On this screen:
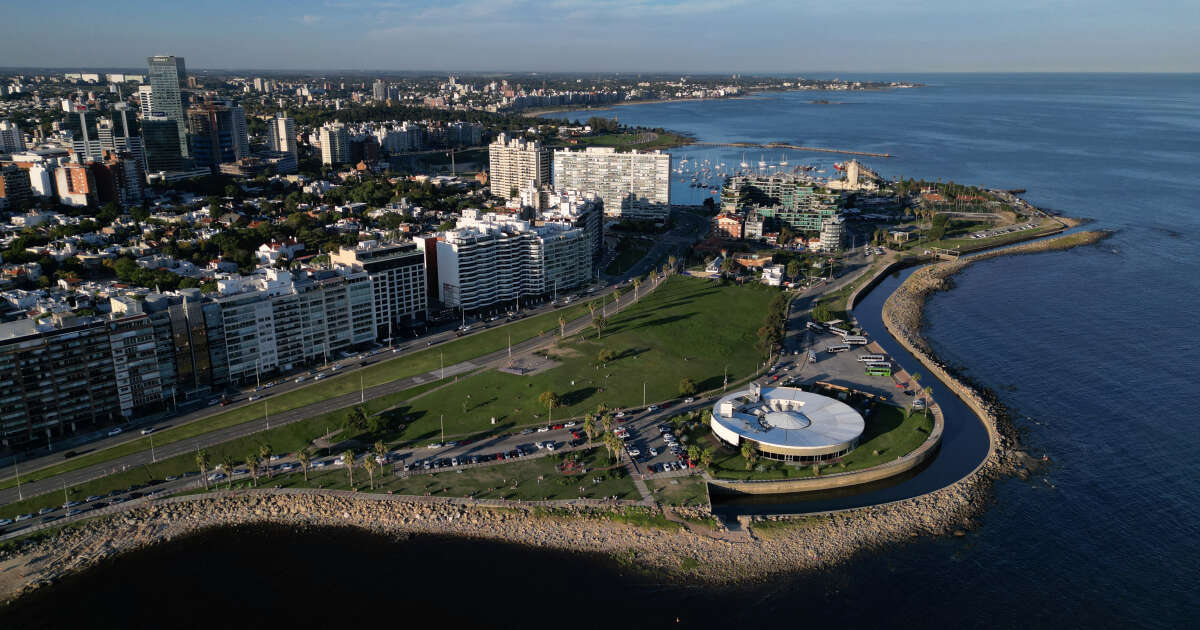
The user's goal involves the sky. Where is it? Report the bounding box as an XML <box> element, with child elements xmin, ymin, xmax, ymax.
<box><xmin>1</xmin><ymin>0</ymin><xmax>1197</xmax><ymax>73</ymax></box>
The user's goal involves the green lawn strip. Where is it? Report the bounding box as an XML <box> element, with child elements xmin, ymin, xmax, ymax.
<box><xmin>0</xmin><ymin>302</ymin><xmax>593</xmax><ymax>491</ymax></box>
<box><xmin>0</xmin><ymin>380</ymin><xmax>447</xmax><ymax>520</ymax></box>
<box><xmin>693</xmin><ymin>403</ymin><xmax>934</xmax><ymax>481</ymax></box>
<box><xmin>646</xmin><ymin>476</ymin><xmax>710</xmax><ymax>508</ymax></box>
<box><xmin>192</xmin><ymin>446</ymin><xmax>638</xmax><ymax>503</ymax></box>
<box><xmin>378</xmin><ymin>276</ymin><xmax>777</xmax><ymax>446</ymax></box>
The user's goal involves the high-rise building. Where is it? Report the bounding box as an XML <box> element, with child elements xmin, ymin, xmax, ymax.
<box><xmin>142</xmin><ymin>116</ymin><xmax>184</xmax><ymax>173</ymax></box>
<box><xmin>720</xmin><ymin>173</ymin><xmax>839</xmax><ymax>233</ymax></box>
<box><xmin>146</xmin><ymin>55</ymin><xmax>188</xmax><ymax>157</ymax></box>
<box><xmin>488</xmin><ymin>132</ymin><xmax>550</xmax><ymax>201</ymax></box>
<box><xmin>0</xmin><ymin>164</ymin><xmax>32</xmax><ymax>210</ymax></box>
<box><xmin>100</xmin><ymin>105</ymin><xmax>146</xmax><ymax>174</ymax></box>
<box><xmin>552</xmin><ymin>147</ymin><xmax>671</xmax><ymax>222</ymax></box>
<box><xmin>318</xmin><ymin>122</ymin><xmax>350</xmax><ymax>165</ymax></box>
<box><xmin>187</xmin><ymin>101</ymin><xmax>250</xmax><ymax>170</ymax></box>
<box><xmin>136</xmin><ymin>84</ymin><xmax>154</xmax><ymax>117</ymax></box>
<box><xmin>418</xmin><ymin>210</ymin><xmax>590</xmax><ymax>312</ymax></box>
<box><xmin>64</xmin><ymin>107</ymin><xmax>104</xmax><ymax>163</ymax></box>
<box><xmin>0</xmin><ymin>121</ymin><xmax>25</xmax><ymax>152</ymax></box>
<box><xmin>266</xmin><ymin>113</ymin><xmax>297</xmax><ymax>159</ymax></box>
<box><xmin>330</xmin><ymin>241</ymin><xmax>428</xmax><ymax>339</ymax></box>
<box><xmin>372</xmin><ymin>79</ymin><xmax>386</xmax><ymax>101</ymax></box>
<box><xmin>55</xmin><ymin>162</ymin><xmax>96</xmax><ymax>206</ymax></box>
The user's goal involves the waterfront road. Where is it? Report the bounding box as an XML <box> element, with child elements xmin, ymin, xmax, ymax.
<box><xmin>0</xmin><ymin>210</ymin><xmax>710</xmax><ymax>509</ymax></box>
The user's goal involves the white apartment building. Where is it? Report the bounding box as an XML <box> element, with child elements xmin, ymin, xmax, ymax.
<box><xmin>330</xmin><ymin>240</ymin><xmax>428</xmax><ymax>340</ymax></box>
<box><xmin>267</xmin><ymin>113</ymin><xmax>298</xmax><ymax>159</ymax></box>
<box><xmin>0</xmin><ymin>121</ymin><xmax>24</xmax><ymax>152</ymax></box>
<box><xmin>419</xmin><ymin>210</ymin><xmax>590</xmax><ymax>312</ymax></box>
<box><xmin>319</xmin><ymin>122</ymin><xmax>351</xmax><ymax>165</ymax></box>
<box><xmin>488</xmin><ymin>132</ymin><xmax>550</xmax><ymax>200</ymax></box>
<box><xmin>552</xmin><ymin>147</ymin><xmax>671</xmax><ymax>222</ymax></box>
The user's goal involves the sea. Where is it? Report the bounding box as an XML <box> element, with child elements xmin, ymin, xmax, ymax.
<box><xmin>4</xmin><ymin>74</ymin><xmax>1197</xmax><ymax>628</ymax></box>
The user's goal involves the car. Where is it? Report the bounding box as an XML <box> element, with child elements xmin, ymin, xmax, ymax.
<box><xmin>904</xmin><ymin>390</ymin><xmax>915</xmax><ymax>396</ymax></box>
<box><xmin>450</xmin><ymin>457</ymin><xmax>459</xmax><ymax>466</ymax></box>
<box><xmin>683</xmin><ymin>397</ymin><xmax>694</xmax><ymax>404</ymax></box>
<box><xmin>545</xmin><ymin>442</ymin><xmax>556</xmax><ymax>451</ymax></box>
<box><xmin>248</xmin><ymin>395</ymin><xmax>261</xmax><ymax>402</ymax></box>
<box><xmin>571</xmin><ymin>430</ymin><xmax>583</xmax><ymax>439</ymax></box>
<box><xmin>563</xmin><ymin>421</ymin><xmax>577</xmax><ymax>428</ymax></box>
<box><xmin>67</xmin><ymin>508</ymin><xmax>86</xmax><ymax>517</ymax></box>
<box><xmin>912</xmin><ymin>398</ymin><xmax>927</xmax><ymax>410</ymax></box>
<box><xmin>470</xmin><ymin>456</ymin><xmax>480</xmax><ymax>465</ymax></box>
<box><xmin>107</xmin><ymin>427</ymin><xmax>123</xmax><ymax>437</ymax></box>
<box><xmin>649</xmin><ymin>447</ymin><xmax>659</xmax><ymax>457</ymax></box>
<box><xmin>626</xmin><ymin>448</ymin><xmax>641</xmax><ymax>457</ymax></box>
<box><xmin>536</xmin><ymin>426</ymin><xmax>550</xmax><ymax>433</ymax></box>
<box><xmin>41</xmin><ymin>515</ymin><xmax>62</xmax><ymax>523</ymax></box>
<box><xmin>312</xmin><ymin>460</ymin><xmax>327</xmax><ymax>469</ymax></box>
<box><xmin>614</xmin><ymin>411</ymin><xmax>626</xmax><ymax>418</ymax></box>
<box><xmin>110</xmin><ymin>496</ymin><xmax>127</xmax><ymax>504</ymax></box>
<box><xmin>207</xmin><ymin>473</ymin><xmax>226</xmax><ymax>482</ymax></box>
<box><xmin>63</xmin><ymin>500</ymin><xmax>81</xmax><ymax>508</ymax></box>
<box><xmin>520</xmin><ymin>428</ymin><xmax>535</xmax><ymax>435</ymax></box>
<box><xmin>208</xmin><ymin>398</ymin><xmax>221</xmax><ymax>406</ymax></box>
<box><xmin>15</xmin><ymin>513</ymin><xmax>34</xmax><ymax>522</ymax></box>
<box><xmin>295</xmin><ymin>376</ymin><xmax>307</xmax><ymax>383</ymax></box>
<box><xmin>0</xmin><ymin>518</ymin><xmax>12</xmax><ymax>527</ymax></box>
<box><xmin>551</xmin><ymin>424</ymin><xmax>564</xmax><ymax>430</ymax></box>
<box><xmin>427</xmin><ymin>443</ymin><xmax>443</xmax><ymax>449</ymax></box>
<box><xmin>616</xmin><ymin>416</ymin><xmax>629</xmax><ymax>424</ymax></box>
<box><xmin>165</xmin><ymin>475</ymin><xmax>180</xmax><ymax>481</ymax></box>
<box><xmin>84</xmin><ymin>495</ymin><xmax>102</xmax><ymax>502</ymax></box>
<box><xmin>314</xmin><ymin>374</ymin><xmax>326</xmax><ymax>381</ymax></box>
<box><xmin>647</xmin><ymin>405</ymin><xmax>658</xmax><ymax>412</ymax></box>
<box><xmin>140</xmin><ymin>427</ymin><xmax>157</xmax><ymax>435</ymax></box>
<box><xmin>269</xmin><ymin>454</ymin><xmax>281</xmax><ymax>461</ymax></box>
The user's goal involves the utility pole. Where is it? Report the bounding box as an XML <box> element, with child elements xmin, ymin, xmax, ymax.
<box><xmin>150</xmin><ymin>435</ymin><xmax>156</xmax><ymax>463</ymax></box>
<box><xmin>440</xmin><ymin>352</ymin><xmax>444</xmax><ymax>380</ymax></box>
<box><xmin>643</xmin><ymin>382</ymin><xmax>646</xmax><ymax>408</ymax></box>
<box><xmin>14</xmin><ymin>461</ymin><xmax>22</xmax><ymax>501</ymax></box>
<box><xmin>62</xmin><ymin>479</ymin><xmax>68</xmax><ymax>505</ymax></box>
<box><xmin>360</xmin><ymin>374</ymin><xmax>365</xmax><ymax>403</ymax></box>
<box><xmin>440</xmin><ymin>414</ymin><xmax>444</xmax><ymax>444</ymax></box>
<box><xmin>265</xmin><ymin>402</ymin><xmax>270</xmax><ymax>430</ymax></box>
<box><xmin>723</xmin><ymin>365</ymin><xmax>728</xmax><ymax>392</ymax></box>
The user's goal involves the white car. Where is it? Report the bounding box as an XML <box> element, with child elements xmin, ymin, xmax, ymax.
<box><xmin>314</xmin><ymin>374</ymin><xmax>326</xmax><ymax>381</ymax></box>
<box><xmin>649</xmin><ymin>447</ymin><xmax>659</xmax><ymax>457</ymax></box>
<box><xmin>295</xmin><ymin>376</ymin><xmax>306</xmax><ymax>383</ymax></box>
<box><xmin>107</xmin><ymin>427</ymin><xmax>123</xmax><ymax>437</ymax></box>
<box><xmin>683</xmin><ymin>397</ymin><xmax>694</xmax><ymax>404</ymax></box>
<box><xmin>563</xmin><ymin>421</ymin><xmax>577</xmax><ymax>428</ymax></box>
<box><xmin>536</xmin><ymin>426</ymin><xmax>550</xmax><ymax>433</ymax></box>
<box><xmin>647</xmin><ymin>405</ymin><xmax>658</xmax><ymax>412</ymax></box>
<box><xmin>248</xmin><ymin>395</ymin><xmax>261</xmax><ymax>402</ymax></box>
<box><xmin>140</xmin><ymin>427</ymin><xmax>156</xmax><ymax>435</ymax></box>
<box><xmin>427</xmin><ymin>443</ymin><xmax>443</xmax><ymax>449</ymax></box>
<box><xmin>614</xmin><ymin>412</ymin><xmax>626</xmax><ymax>418</ymax></box>
<box><xmin>626</xmin><ymin>448</ymin><xmax>641</xmax><ymax>457</ymax></box>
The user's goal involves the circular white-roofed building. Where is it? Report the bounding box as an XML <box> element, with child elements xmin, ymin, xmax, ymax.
<box><xmin>710</xmin><ymin>384</ymin><xmax>865</xmax><ymax>463</ymax></box>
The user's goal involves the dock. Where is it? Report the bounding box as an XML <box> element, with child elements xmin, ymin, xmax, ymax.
<box><xmin>691</xmin><ymin>141</ymin><xmax>892</xmax><ymax>158</ymax></box>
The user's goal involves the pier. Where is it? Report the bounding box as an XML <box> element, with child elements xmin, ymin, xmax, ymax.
<box><xmin>691</xmin><ymin>141</ymin><xmax>893</xmax><ymax>158</ymax></box>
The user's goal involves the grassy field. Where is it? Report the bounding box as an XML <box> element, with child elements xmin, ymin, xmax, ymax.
<box><xmin>646</xmin><ymin>476</ymin><xmax>710</xmax><ymax>507</ymax></box>
<box><xmin>378</xmin><ymin>276</ymin><xmax>778</xmax><ymax>445</ymax></box>
<box><xmin>0</xmin><ymin>380</ymin><xmax>450</xmax><ymax>520</ymax></box>
<box><xmin>605</xmin><ymin>238</ymin><xmax>652</xmax><ymax>275</ymax></box>
<box><xmin>0</xmin><ymin>302</ymin><xmax>593</xmax><ymax>491</ymax></box>
<box><xmin>193</xmin><ymin>447</ymin><xmax>638</xmax><ymax>502</ymax></box>
<box><xmin>690</xmin><ymin>404</ymin><xmax>935</xmax><ymax>481</ymax></box>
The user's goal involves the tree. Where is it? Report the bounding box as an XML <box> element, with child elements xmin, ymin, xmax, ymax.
<box><xmin>222</xmin><ymin>455</ymin><xmax>235</xmax><ymax>489</ymax></box>
<box><xmin>679</xmin><ymin>378</ymin><xmax>697</xmax><ymax>398</ymax></box>
<box><xmin>583</xmin><ymin>414</ymin><xmax>596</xmax><ymax>443</ymax></box>
<box><xmin>601</xmin><ymin>413</ymin><xmax>614</xmax><ymax>434</ymax></box>
<box><xmin>246</xmin><ymin>453</ymin><xmax>260</xmax><ymax>487</ymax></box>
<box><xmin>259</xmin><ymin>443</ymin><xmax>273</xmax><ymax>479</ymax></box>
<box><xmin>597</xmin><ymin>348</ymin><xmax>615</xmax><ymax>364</ymax></box>
<box><xmin>687</xmin><ymin>444</ymin><xmax>701</xmax><ymax>464</ymax></box>
<box><xmin>297</xmin><ymin>448</ymin><xmax>311</xmax><ymax>482</ymax></box>
<box><xmin>196</xmin><ymin>450</ymin><xmax>211</xmax><ymax>490</ymax></box>
<box><xmin>362</xmin><ymin>455</ymin><xmax>378</xmax><ymax>491</ymax></box>
<box><xmin>558</xmin><ymin>315</ymin><xmax>566</xmax><ymax>337</ymax></box>
<box><xmin>538</xmin><ymin>391</ymin><xmax>561</xmax><ymax>423</ymax></box>
<box><xmin>666</xmin><ymin>255</ymin><xmax>678</xmax><ymax>275</ymax></box>
<box><xmin>779</xmin><ymin>226</ymin><xmax>795</xmax><ymax>246</ymax></box>
<box><xmin>740</xmin><ymin>441</ymin><xmax>758</xmax><ymax>470</ymax></box>
<box><xmin>374</xmin><ymin>441</ymin><xmax>389</xmax><ymax>476</ymax></box>
<box><xmin>786</xmin><ymin>259</ymin><xmax>802</xmax><ymax>280</ymax></box>
<box><xmin>632</xmin><ymin>277</ymin><xmax>641</xmax><ymax>301</ymax></box>
<box><xmin>720</xmin><ymin>256</ymin><xmax>737</xmax><ymax>274</ymax></box>
<box><xmin>700</xmin><ymin>447</ymin><xmax>715</xmax><ymax>469</ymax></box>
<box><xmin>592</xmin><ymin>315</ymin><xmax>608</xmax><ymax>339</ymax></box>
<box><xmin>344</xmin><ymin>404</ymin><xmax>368</xmax><ymax>434</ymax></box>
<box><xmin>921</xmin><ymin>386</ymin><xmax>934</xmax><ymax>419</ymax></box>
<box><xmin>603</xmin><ymin>432</ymin><xmax>622</xmax><ymax>462</ymax></box>
<box><xmin>342</xmin><ymin>449</ymin><xmax>355</xmax><ymax>487</ymax></box>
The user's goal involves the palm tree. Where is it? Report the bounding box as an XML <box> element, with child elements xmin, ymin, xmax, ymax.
<box><xmin>700</xmin><ymin>447</ymin><xmax>714</xmax><ymax>470</ymax></box>
<box><xmin>921</xmin><ymin>386</ymin><xmax>934</xmax><ymax>419</ymax></box>
<box><xmin>687</xmin><ymin>444</ymin><xmax>701</xmax><ymax>464</ymax></box>
<box><xmin>600</xmin><ymin>413</ymin><xmax>613</xmax><ymax>434</ymax></box>
<box><xmin>374</xmin><ymin>441</ymin><xmax>388</xmax><ymax>476</ymax></box>
<box><xmin>341</xmin><ymin>449</ymin><xmax>355</xmax><ymax>487</ymax></box>
<box><xmin>740</xmin><ymin>441</ymin><xmax>758</xmax><ymax>470</ymax></box>
<box><xmin>558</xmin><ymin>314</ymin><xmax>566</xmax><ymax>337</ymax></box>
<box><xmin>583</xmin><ymin>414</ymin><xmax>596</xmax><ymax>443</ymax></box>
<box><xmin>222</xmin><ymin>455</ymin><xmax>235</xmax><ymax>489</ymax></box>
<box><xmin>592</xmin><ymin>315</ymin><xmax>607</xmax><ymax>339</ymax></box>
<box><xmin>196</xmin><ymin>450</ymin><xmax>211</xmax><ymax>491</ymax></box>
<box><xmin>604</xmin><ymin>432</ymin><xmax>622</xmax><ymax>462</ymax></box>
<box><xmin>297</xmin><ymin>448</ymin><xmax>311</xmax><ymax>482</ymax></box>
<box><xmin>632</xmin><ymin>277</ymin><xmax>641</xmax><ymax>301</ymax></box>
<box><xmin>667</xmin><ymin>255</ymin><xmax>677</xmax><ymax>275</ymax></box>
<box><xmin>538</xmin><ymin>391</ymin><xmax>560</xmax><ymax>423</ymax></box>
<box><xmin>259</xmin><ymin>443</ymin><xmax>273</xmax><ymax>479</ymax></box>
<box><xmin>362</xmin><ymin>455</ymin><xmax>377</xmax><ymax>491</ymax></box>
<box><xmin>246</xmin><ymin>453</ymin><xmax>260</xmax><ymax>487</ymax></box>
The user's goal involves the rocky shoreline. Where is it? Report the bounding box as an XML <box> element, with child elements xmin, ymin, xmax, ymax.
<box><xmin>0</xmin><ymin>230</ymin><xmax>1112</xmax><ymax>602</ymax></box>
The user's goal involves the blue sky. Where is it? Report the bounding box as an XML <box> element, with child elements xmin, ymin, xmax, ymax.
<box><xmin>2</xmin><ymin>0</ymin><xmax>1197</xmax><ymax>72</ymax></box>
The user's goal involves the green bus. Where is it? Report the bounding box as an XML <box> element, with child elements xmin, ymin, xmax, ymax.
<box><xmin>865</xmin><ymin>365</ymin><xmax>892</xmax><ymax>377</ymax></box>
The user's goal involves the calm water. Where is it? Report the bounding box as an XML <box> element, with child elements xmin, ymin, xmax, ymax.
<box><xmin>7</xmin><ymin>75</ymin><xmax>1198</xmax><ymax>628</ymax></box>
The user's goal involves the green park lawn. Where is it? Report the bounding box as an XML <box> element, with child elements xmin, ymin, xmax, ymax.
<box><xmin>373</xmin><ymin>275</ymin><xmax>779</xmax><ymax>446</ymax></box>
<box><xmin>646</xmin><ymin>476</ymin><xmax>710</xmax><ymax>508</ymax></box>
<box><xmin>0</xmin><ymin>301</ymin><xmax>592</xmax><ymax>491</ymax></box>
<box><xmin>605</xmin><ymin>238</ymin><xmax>653</xmax><ymax>275</ymax></box>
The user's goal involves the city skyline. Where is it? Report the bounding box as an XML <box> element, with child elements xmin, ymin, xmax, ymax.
<box><xmin>1</xmin><ymin>0</ymin><xmax>1197</xmax><ymax>73</ymax></box>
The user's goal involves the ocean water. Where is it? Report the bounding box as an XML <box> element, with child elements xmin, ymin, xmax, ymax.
<box><xmin>6</xmin><ymin>75</ymin><xmax>1198</xmax><ymax>628</ymax></box>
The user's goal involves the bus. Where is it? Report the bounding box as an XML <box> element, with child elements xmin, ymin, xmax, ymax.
<box><xmin>825</xmin><ymin>344</ymin><xmax>851</xmax><ymax>353</ymax></box>
<box><xmin>857</xmin><ymin>354</ymin><xmax>887</xmax><ymax>363</ymax></box>
<box><xmin>806</xmin><ymin>321</ymin><xmax>826</xmax><ymax>333</ymax></box>
<box><xmin>865</xmin><ymin>365</ymin><xmax>893</xmax><ymax>376</ymax></box>
<box><xmin>843</xmin><ymin>335</ymin><xmax>869</xmax><ymax>345</ymax></box>
<box><xmin>827</xmin><ymin>326</ymin><xmax>850</xmax><ymax>337</ymax></box>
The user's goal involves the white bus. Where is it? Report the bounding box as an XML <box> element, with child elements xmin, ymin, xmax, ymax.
<box><xmin>806</xmin><ymin>321</ymin><xmax>826</xmax><ymax>333</ymax></box>
<box><xmin>827</xmin><ymin>326</ymin><xmax>850</xmax><ymax>337</ymax></box>
<box><xmin>843</xmin><ymin>335</ymin><xmax>869</xmax><ymax>345</ymax></box>
<box><xmin>857</xmin><ymin>354</ymin><xmax>887</xmax><ymax>363</ymax></box>
<box><xmin>866</xmin><ymin>361</ymin><xmax>892</xmax><ymax>370</ymax></box>
<box><xmin>825</xmin><ymin>344</ymin><xmax>851</xmax><ymax>353</ymax></box>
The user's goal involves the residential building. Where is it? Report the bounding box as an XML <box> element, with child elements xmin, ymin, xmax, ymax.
<box><xmin>552</xmin><ymin>147</ymin><xmax>671</xmax><ymax>222</ymax></box>
<box><xmin>136</xmin><ymin>84</ymin><xmax>154</xmax><ymax>117</ymax></box>
<box><xmin>0</xmin><ymin>165</ymin><xmax>32</xmax><ymax>209</ymax></box>
<box><xmin>99</xmin><ymin>105</ymin><xmax>146</xmax><ymax>175</ymax></box>
<box><xmin>330</xmin><ymin>240</ymin><xmax>428</xmax><ymax>339</ymax></box>
<box><xmin>146</xmin><ymin>55</ymin><xmax>189</xmax><ymax>156</ymax></box>
<box><xmin>266</xmin><ymin>113</ymin><xmax>297</xmax><ymax>159</ymax></box>
<box><xmin>142</xmin><ymin>116</ymin><xmax>184</xmax><ymax>173</ymax></box>
<box><xmin>488</xmin><ymin>132</ymin><xmax>550</xmax><ymax>200</ymax></box>
<box><xmin>541</xmin><ymin>190</ymin><xmax>605</xmax><ymax>261</ymax></box>
<box><xmin>64</xmin><ymin>107</ymin><xmax>104</xmax><ymax>163</ymax></box>
<box><xmin>818</xmin><ymin>216</ymin><xmax>847</xmax><ymax>253</ymax></box>
<box><xmin>188</xmin><ymin>101</ymin><xmax>250</xmax><ymax>170</ymax></box>
<box><xmin>721</xmin><ymin>173</ymin><xmax>840</xmax><ymax>233</ymax></box>
<box><xmin>418</xmin><ymin>210</ymin><xmax>590</xmax><ymax>312</ymax></box>
<box><xmin>0</xmin><ymin>121</ymin><xmax>24</xmax><ymax>152</ymax></box>
<box><xmin>55</xmin><ymin>162</ymin><xmax>96</xmax><ymax>207</ymax></box>
<box><xmin>714</xmin><ymin>213</ymin><xmax>744</xmax><ymax>240</ymax></box>
<box><xmin>319</xmin><ymin>122</ymin><xmax>350</xmax><ymax>165</ymax></box>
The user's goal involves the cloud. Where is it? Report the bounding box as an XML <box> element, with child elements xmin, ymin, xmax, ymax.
<box><xmin>297</xmin><ymin>14</ymin><xmax>323</xmax><ymax>25</ymax></box>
